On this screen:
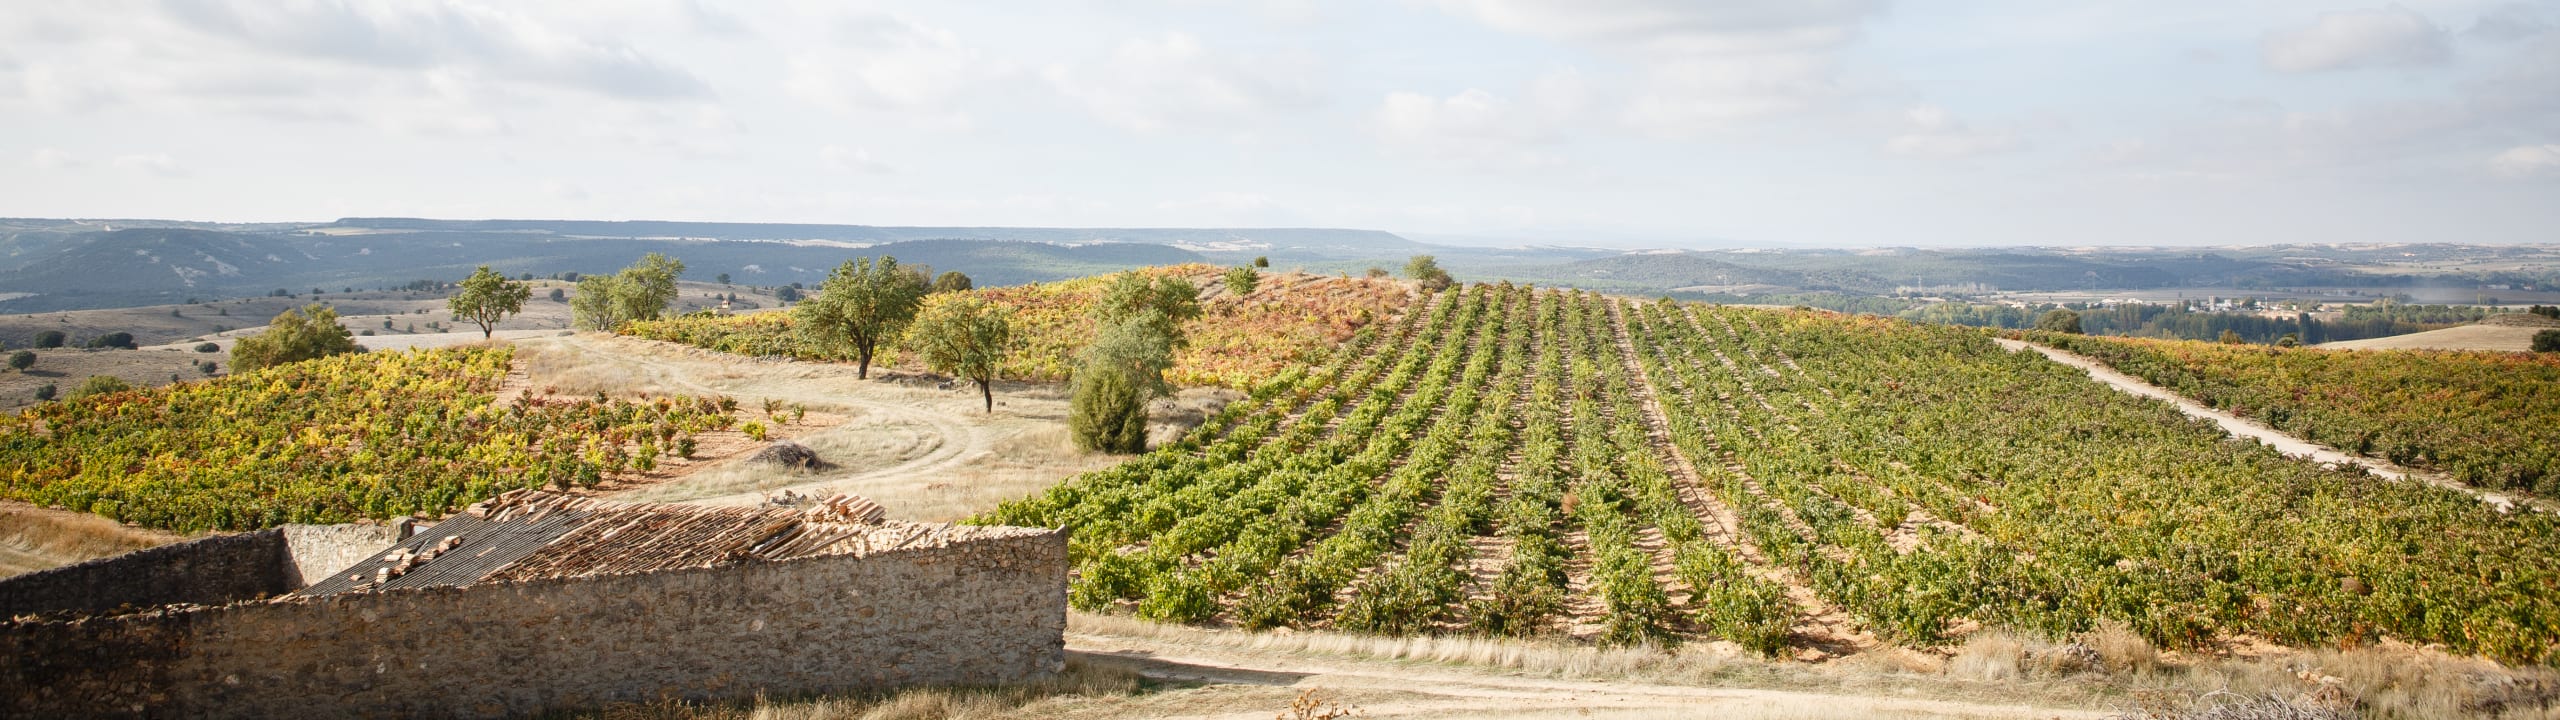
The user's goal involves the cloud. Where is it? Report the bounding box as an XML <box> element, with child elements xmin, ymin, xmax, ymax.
<box><xmin>1374</xmin><ymin>88</ymin><xmax>1564</xmax><ymax>170</ymax></box>
<box><xmin>1043</xmin><ymin>32</ymin><xmax>1322</xmax><ymax>133</ymax></box>
<box><xmin>27</xmin><ymin>148</ymin><xmax>80</xmax><ymax>170</ymax></box>
<box><xmin>159</xmin><ymin>0</ymin><xmax>711</xmax><ymax>99</ymax></box>
<box><xmin>1434</xmin><ymin>1</ymin><xmax>1884</xmax><ymax>136</ymax></box>
<box><xmin>819</xmin><ymin>145</ymin><xmax>893</xmax><ymax>174</ymax></box>
<box><xmin>2465</xmin><ymin>3</ymin><xmax>2554</xmax><ymax>44</ymax></box>
<box><xmin>2489</xmin><ymin>144</ymin><xmax>2560</xmax><ymax>178</ymax></box>
<box><xmin>1883</xmin><ymin>105</ymin><xmax>2020</xmax><ymax>158</ymax></box>
<box><xmin>785</xmin><ymin>14</ymin><xmax>1010</xmax><ymax>124</ymax></box>
<box><xmin>2262</xmin><ymin>5</ymin><xmax>2450</xmax><ymax>73</ymax></box>
<box><xmin>111</xmin><ymin>153</ymin><xmax>184</xmax><ymax>177</ymax></box>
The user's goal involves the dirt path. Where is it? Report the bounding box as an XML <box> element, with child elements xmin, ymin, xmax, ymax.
<box><xmin>1995</xmin><ymin>338</ymin><xmax>2546</xmax><ymax>513</ymax></box>
<box><xmin>1064</xmin><ymin>621</ymin><xmax>2107</xmax><ymax>719</ymax></box>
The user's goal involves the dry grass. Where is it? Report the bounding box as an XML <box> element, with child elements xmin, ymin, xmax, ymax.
<box><xmin>0</xmin><ymin>501</ymin><xmax>188</xmax><ymax>578</ymax></box>
<box><xmin>570</xmin><ymin>658</ymin><xmax>1145</xmax><ymax>720</ymax></box>
<box><xmin>2088</xmin><ymin>621</ymin><xmax>2159</xmax><ymax>675</ymax></box>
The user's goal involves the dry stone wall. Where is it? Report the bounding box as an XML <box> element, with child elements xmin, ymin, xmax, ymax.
<box><xmin>0</xmin><ymin>529</ymin><xmax>287</xmax><ymax>617</ymax></box>
<box><xmin>278</xmin><ymin>522</ymin><xmax>409</xmax><ymax>587</ymax></box>
<box><xmin>2</xmin><ymin>527</ymin><xmax>1066</xmax><ymax>719</ymax></box>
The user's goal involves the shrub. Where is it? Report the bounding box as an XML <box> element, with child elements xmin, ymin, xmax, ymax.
<box><xmin>33</xmin><ymin>383</ymin><xmax>55</xmax><ymax>401</ymax></box>
<box><xmin>742</xmin><ymin>420</ymin><xmax>768</xmax><ymax>442</ymax></box>
<box><xmin>194</xmin><ymin>342</ymin><xmax>220</xmax><ymax>353</ymax></box>
<box><xmin>232</xmin><ymin>304</ymin><xmax>363</xmax><ymax>372</ymax></box>
<box><xmin>83</xmin><ymin>332</ymin><xmax>137</xmax><ymax>350</ymax></box>
<box><xmin>1223</xmin><ymin>266</ymin><xmax>1259</xmax><ymax>296</ymax></box>
<box><xmin>2035</xmin><ymin>309</ymin><xmax>2083</xmax><ymax>334</ymax></box>
<box><xmin>2535</xmin><ymin>329</ymin><xmax>2560</xmax><ymax>353</ymax></box>
<box><xmin>34</xmin><ymin>330</ymin><xmax>65</xmax><ymax>348</ymax></box>
<box><xmin>70</xmin><ymin>375</ymin><xmax>133</xmax><ymax>399</ymax></box>
<box><xmin>6</xmin><ymin>350</ymin><xmax>30</xmax><ymax>372</ymax></box>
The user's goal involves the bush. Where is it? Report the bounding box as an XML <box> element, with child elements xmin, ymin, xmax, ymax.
<box><xmin>33</xmin><ymin>330</ymin><xmax>64</xmax><ymax>349</ymax></box>
<box><xmin>33</xmin><ymin>383</ymin><xmax>55</xmax><ymax>401</ymax></box>
<box><xmin>2535</xmin><ymin>329</ymin><xmax>2560</xmax><ymax>353</ymax></box>
<box><xmin>232</xmin><ymin>304</ymin><xmax>364</xmax><ymax>372</ymax></box>
<box><xmin>6</xmin><ymin>350</ymin><xmax>31</xmax><ymax>372</ymax></box>
<box><xmin>1070</xmin><ymin>365</ymin><xmax>1149</xmax><ymax>453</ymax></box>
<box><xmin>1223</xmin><ymin>266</ymin><xmax>1259</xmax><ymax>296</ymax></box>
<box><xmin>2035</xmin><ymin>309</ymin><xmax>2083</xmax><ymax>334</ymax></box>
<box><xmin>194</xmin><ymin>342</ymin><xmax>220</xmax><ymax>353</ymax></box>
<box><xmin>70</xmin><ymin>375</ymin><xmax>132</xmax><ymax>399</ymax></box>
<box><xmin>82</xmin><ymin>332</ymin><xmax>137</xmax><ymax>350</ymax></box>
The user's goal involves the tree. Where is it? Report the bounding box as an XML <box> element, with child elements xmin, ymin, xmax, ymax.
<box><xmin>2276</xmin><ymin>333</ymin><xmax>2300</xmax><ymax>348</ymax></box>
<box><xmin>7</xmin><ymin>351</ymin><xmax>31</xmax><ymax>372</ymax></box>
<box><xmin>34</xmin><ymin>330</ymin><xmax>64</xmax><ymax>349</ymax></box>
<box><xmin>33</xmin><ymin>384</ymin><xmax>54</xmax><ymax>401</ymax></box>
<box><xmin>69</xmin><ymin>375</ymin><xmax>132</xmax><ymax>399</ymax></box>
<box><xmin>232</xmin><ymin>304</ymin><xmax>365</xmax><ymax>372</ymax></box>
<box><xmin>194</xmin><ymin>342</ymin><xmax>220</xmax><ymax>352</ymax></box>
<box><xmin>1224</xmin><ymin>266</ymin><xmax>1259</xmax><ymax>297</ymax></box>
<box><xmin>447</xmin><ymin>265</ymin><xmax>533</xmax><ymax>339</ymax></box>
<box><xmin>932</xmin><ymin>271</ymin><xmax>973</xmax><ymax>294</ymax></box>
<box><xmin>83</xmin><ymin>332</ymin><xmax>136</xmax><ymax>349</ymax></box>
<box><xmin>572</xmin><ymin>253</ymin><xmax>687</xmax><ymax>330</ymax></box>
<box><xmin>1365</xmin><ymin>266</ymin><xmax>1390</xmax><ymax>278</ymax></box>
<box><xmin>2219</xmin><ymin>329</ymin><xmax>2246</xmax><ymax>344</ymax></box>
<box><xmin>1252</xmin><ymin>256</ymin><xmax>1269</xmax><ymax>268</ymax></box>
<box><xmin>549</xmin><ymin>288</ymin><xmax>566</xmax><ymax>303</ymax></box>
<box><xmin>716</xmin><ymin>272</ymin><xmax>731</xmax><ymax>285</ymax></box>
<box><xmin>2035</xmin><ymin>309</ymin><xmax>2083</xmax><ymax>334</ymax></box>
<box><xmin>1093</xmin><ymin>272</ymin><xmax>1202</xmax><ymax>344</ymax></box>
<box><xmin>1069</xmin><ymin>273</ymin><xmax>1199</xmax><ymax>452</ymax></box>
<box><xmin>1404</xmin><ymin>255</ymin><xmax>1454</xmax><ymax>292</ymax></box>
<box><xmin>909</xmin><ymin>296</ymin><xmax>1014</xmax><ymax>412</ymax></box>
<box><xmin>774</xmin><ymin>285</ymin><xmax>801</xmax><ymax>303</ymax></box>
<box><xmin>795</xmin><ymin>256</ymin><xmax>928</xmax><ymax>379</ymax></box>
<box><xmin>2535</xmin><ymin>329</ymin><xmax>2560</xmax><ymax>353</ymax></box>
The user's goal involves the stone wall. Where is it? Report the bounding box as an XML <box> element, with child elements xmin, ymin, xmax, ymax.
<box><xmin>278</xmin><ymin>522</ymin><xmax>409</xmax><ymax>588</ymax></box>
<box><xmin>0</xmin><ymin>530</ymin><xmax>288</xmax><ymax>618</ymax></box>
<box><xmin>1</xmin><ymin>527</ymin><xmax>1066</xmax><ymax>719</ymax></box>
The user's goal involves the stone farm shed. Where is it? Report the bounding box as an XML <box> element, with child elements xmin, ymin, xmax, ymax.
<box><xmin>1</xmin><ymin>490</ymin><xmax>1067</xmax><ymax>719</ymax></box>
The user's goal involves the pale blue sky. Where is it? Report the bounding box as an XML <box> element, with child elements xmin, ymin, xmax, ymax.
<box><xmin>1</xmin><ymin>0</ymin><xmax>2553</xmax><ymax>247</ymax></box>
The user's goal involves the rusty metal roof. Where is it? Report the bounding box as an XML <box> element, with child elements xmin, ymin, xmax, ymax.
<box><xmin>294</xmin><ymin>490</ymin><xmax>1016</xmax><ymax>597</ymax></box>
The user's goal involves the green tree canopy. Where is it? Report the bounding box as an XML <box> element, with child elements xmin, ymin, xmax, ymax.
<box><xmin>7</xmin><ymin>350</ymin><xmax>32</xmax><ymax>372</ymax></box>
<box><xmin>2534</xmin><ymin>329</ymin><xmax>2560</xmax><ymax>353</ymax></box>
<box><xmin>1223</xmin><ymin>266</ymin><xmax>1259</xmax><ymax>297</ymax></box>
<box><xmin>232</xmin><ymin>304</ymin><xmax>365</xmax><ymax>372</ymax></box>
<box><xmin>1092</xmin><ymin>272</ymin><xmax>1202</xmax><ymax>346</ymax></box>
<box><xmin>34</xmin><ymin>330</ymin><xmax>64</xmax><ymax>349</ymax></box>
<box><xmin>795</xmin><ymin>256</ymin><xmax>928</xmax><ymax>379</ymax></box>
<box><xmin>1404</xmin><ymin>254</ymin><xmax>1453</xmax><ymax>292</ymax></box>
<box><xmin>2035</xmin><ymin>309</ymin><xmax>2083</xmax><ymax>334</ymax></box>
<box><xmin>932</xmin><ymin>271</ymin><xmax>974</xmax><ymax>293</ymax></box>
<box><xmin>70</xmin><ymin>375</ymin><xmax>133</xmax><ymax>399</ymax></box>
<box><xmin>571</xmin><ymin>253</ymin><xmax>687</xmax><ymax>331</ymax></box>
<box><xmin>448</xmin><ymin>265</ymin><xmax>533</xmax><ymax>339</ymax></box>
<box><xmin>908</xmin><ymin>295</ymin><xmax>1015</xmax><ymax>412</ymax></box>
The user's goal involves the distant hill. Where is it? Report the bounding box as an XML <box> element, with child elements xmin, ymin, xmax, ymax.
<box><xmin>2320</xmin><ymin>313</ymin><xmax>2560</xmax><ymax>352</ymax></box>
<box><xmin>327</xmin><ymin>218</ymin><xmax>1425</xmax><ymax>261</ymax></box>
<box><xmin>0</xmin><ymin>227</ymin><xmax>1213</xmax><ymax>311</ymax></box>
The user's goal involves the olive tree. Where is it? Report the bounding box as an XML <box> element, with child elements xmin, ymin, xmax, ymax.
<box><xmin>795</xmin><ymin>256</ymin><xmax>927</xmax><ymax>379</ymax></box>
<box><xmin>448</xmin><ymin>265</ymin><xmax>532</xmax><ymax>339</ymax></box>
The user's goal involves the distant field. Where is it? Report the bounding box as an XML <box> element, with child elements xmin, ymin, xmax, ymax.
<box><xmin>984</xmin><ymin>287</ymin><xmax>2560</xmax><ymax>663</ymax></box>
<box><xmin>2319</xmin><ymin>313</ymin><xmax>2560</xmax><ymax>352</ymax></box>
<box><xmin>2033</xmin><ymin>331</ymin><xmax>2560</xmax><ymax>494</ymax></box>
<box><xmin>625</xmin><ymin>266</ymin><xmax>1414</xmax><ymax>389</ymax></box>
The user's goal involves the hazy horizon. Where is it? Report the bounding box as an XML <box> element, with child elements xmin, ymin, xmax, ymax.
<box><xmin>3</xmin><ymin>2</ymin><xmax>2555</xmax><ymax>248</ymax></box>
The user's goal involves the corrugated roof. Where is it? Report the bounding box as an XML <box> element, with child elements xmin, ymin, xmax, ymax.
<box><xmin>294</xmin><ymin>490</ymin><xmax>1012</xmax><ymax>597</ymax></box>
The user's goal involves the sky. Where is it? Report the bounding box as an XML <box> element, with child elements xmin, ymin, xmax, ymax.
<box><xmin>0</xmin><ymin>0</ymin><xmax>2555</xmax><ymax>248</ymax></box>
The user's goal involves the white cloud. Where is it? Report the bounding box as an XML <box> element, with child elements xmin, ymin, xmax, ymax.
<box><xmin>1043</xmin><ymin>32</ymin><xmax>1321</xmax><ymax>133</ymax></box>
<box><xmin>160</xmin><ymin>0</ymin><xmax>711</xmax><ymax>99</ymax></box>
<box><xmin>819</xmin><ymin>145</ymin><xmax>893</xmax><ymax>174</ymax></box>
<box><xmin>27</xmin><ymin>148</ymin><xmax>79</xmax><ymax>170</ymax></box>
<box><xmin>2489</xmin><ymin>144</ymin><xmax>2560</xmax><ymax>178</ymax></box>
<box><xmin>1374</xmin><ymin>88</ymin><xmax>1563</xmax><ymax>171</ymax></box>
<box><xmin>1435</xmin><ymin>1</ymin><xmax>1883</xmax><ymax>137</ymax></box>
<box><xmin>1883</xmin><ymin>105</ymin><xmax>2020</xmax><ymax>158</ymax></box>
<box><xmin>784</xmin><ymin>14</ymin><xmax>1010</xmax><ymax>124</ymax></box>
<box><xmin>111</xmin><ymin>153</ymin><xmax>183</xmax><ymax>177</ymax></box>
<box><xmin>2262</xmin><ymin>5</ymin><xmax>2450</xmax><ymax>73</ymax></box>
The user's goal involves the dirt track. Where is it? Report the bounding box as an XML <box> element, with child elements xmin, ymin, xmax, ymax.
<box><xmin>1995</xmin><ymin>338</ymin><xmax>2546</xmax><ymax>512</ymax></box>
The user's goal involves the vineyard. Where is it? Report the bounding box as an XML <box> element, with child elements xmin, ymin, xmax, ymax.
<box><xmin>624</xmin><ymin>265</ymin><xmax>1412</xmax><ymax>389</ymax></box>
<box><xmin>0</xmin><ymin>347</ymin><xmax>735</xmax><ymax>532</ymax></box>
<box><xmin>2027</xmin><ymin>332</ymin><xmax>2560</xmax><ymax>495</ymax></box>
<box><xmin>985</xmin><ymin>285</ymin><xmax>2560</xmax><ymax>663</ymax></box>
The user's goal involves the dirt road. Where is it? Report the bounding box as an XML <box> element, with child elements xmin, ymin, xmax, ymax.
<box><xmin>1995</xmin><ymin>338</ymin><xmax>2543</xmax><ymax>512</ymax></box>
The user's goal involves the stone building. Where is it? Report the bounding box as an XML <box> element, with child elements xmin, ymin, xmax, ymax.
<box><xmin>1</xmin><ymin>491</ymin><xmax>1067</xmax><ymax>719</ymax></box>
